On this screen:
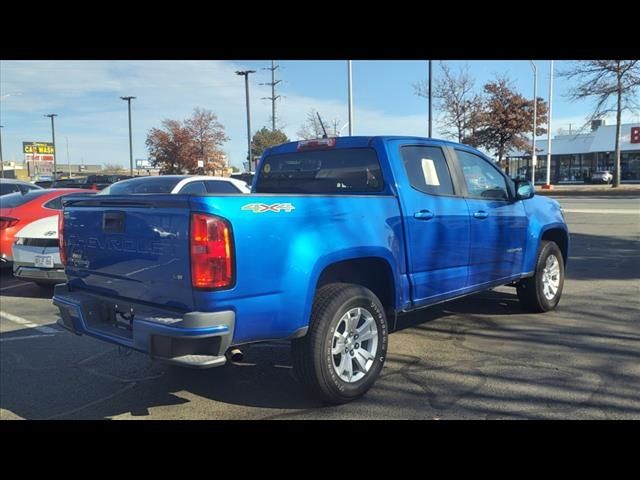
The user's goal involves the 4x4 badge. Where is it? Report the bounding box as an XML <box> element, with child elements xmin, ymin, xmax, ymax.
<box><xmin>242</xmin><ymin>203</ymin><xmax>295</xmax><ymax>213</ymax></box>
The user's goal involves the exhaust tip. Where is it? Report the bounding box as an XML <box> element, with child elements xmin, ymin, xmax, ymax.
<box><xmin>227</xmin><ymin>348</ymin><xmax>244</xmax><ymax>363</ymax></box>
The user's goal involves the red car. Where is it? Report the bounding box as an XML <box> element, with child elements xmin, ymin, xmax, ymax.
<box><xmin>0</xmin><ymin>189</ymin><xmax>92</xmax><ymax>264</ymax></box>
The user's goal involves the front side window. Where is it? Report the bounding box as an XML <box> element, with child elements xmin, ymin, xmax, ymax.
<box><xmin>456</xmin><ymin>150</ymin><xmax>509</xmax><ymax>200</ymax></box>
<box><xmin>400</xmin><ymin>146</ymin><xmax>454</xmax><ymax>196</ymax></box>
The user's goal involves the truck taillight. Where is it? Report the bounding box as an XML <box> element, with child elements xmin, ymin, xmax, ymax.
<box><xmin>58</xmin><ymin>212</ymin><xmax>66</xmax><ymax>266</ymax></box>
<box><xmin>297</xmin><ymin>138</ymin><xmax>336</xmax><ymax>150</ymax></box>
<box><xmin>190</xmin><ymin>213</ymin><xmax>234</xmax><ymax>289</ymax></box>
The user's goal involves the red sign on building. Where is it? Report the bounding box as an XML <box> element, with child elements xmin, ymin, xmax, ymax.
<box><xmin>631</xmin><ymin>126</ymin><xmax>640</xmax><ymax>144</ymax></box>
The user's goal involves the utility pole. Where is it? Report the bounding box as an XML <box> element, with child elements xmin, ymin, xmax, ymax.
<box><xmin>0</xmin><ymin>125</ymin><xmax>4</xmax><ymax>178</ymax></box>
<box><xmin>529</xmin><ymin>61</ymin><xmax>538</xmax><ymax>185</ymax></box>
<box><xmin>348</xmin><ymin>60</ymin><xmax>353</xmax><ymax>136</ymax></box>
<box><xmin>428</xmin><ymin>60</ymin><xmax>433</xmax><ymax>137</ymax></box>
<box><xmin>120</xmin><ymin>96</ymin><xmax>135</xmax><ymax>176</ymax></box>
<box><xmin>545</xmin><ymin>60</ymin><xmax>554</xmax><ymax>187</ymax></box>
<box><xmin>236</xmin><ymin>70</ymin><xmax>256</xmax><ymax>172</ymax></box>
<box><xmin>261</xmin><ymin>60</ymin><xmax>282</xmax><ymax>131</ymax></box>
<box><xmin>44</xmin><ymin>114</ymin><xmax>58</xmax><ymax>179</ymax></box>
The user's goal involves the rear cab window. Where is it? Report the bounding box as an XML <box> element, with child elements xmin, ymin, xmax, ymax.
<box><xmin>255</xmin><ymin>147</ymin><xmax>384</xmax><ymax>194</ymax></box>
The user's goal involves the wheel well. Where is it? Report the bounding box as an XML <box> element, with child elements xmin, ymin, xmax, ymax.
<box><xmin>541</xmin><ymin>228</ymin><xmax>568</xmax><ymax>265</ymax></box>
<box><xmin>316</xmin><ymin>257</ymin><xmax>396</xmax><ymax>312</ymax></box>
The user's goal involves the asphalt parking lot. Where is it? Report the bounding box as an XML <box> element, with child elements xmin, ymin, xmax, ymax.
<box><xmin>1</xmin><ymin>195</ymin><xmax>638</xmax><ymax>420</ymax></box>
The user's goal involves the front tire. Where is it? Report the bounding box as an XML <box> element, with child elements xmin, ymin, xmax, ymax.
<box><xmin>291</xmin><ymin>283</ymin><xmax>388</xmax><ymax>405</ymax></box>
<box><xmin>517</xmin><ymin>240</ymin><xmax>565</xmax><ymax>312</ymax></box>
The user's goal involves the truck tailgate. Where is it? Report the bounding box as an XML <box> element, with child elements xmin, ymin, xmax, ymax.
<box><xmin>63</xmin><ymin>195</ymin><xmax>194</xmax><ymax>311</ymax></box>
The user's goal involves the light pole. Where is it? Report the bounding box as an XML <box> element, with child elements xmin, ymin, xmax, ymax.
<box><xmin>347</xmin><ymin>61</ymin><xmax>353</xmax><ymax>136</ymax></box>
<box><xmin>529</xmin><ymin>61</ymin><xmax>538</xmax><ymax>185</ymax></box>
<box><xmin>236</xmin><ymin>70</ymin><xmax>256</xmax><ymax>172</ymax></box>
<box><xmin>120</xmin><ymin>96</ymin><xmax>136</xmax><ymax>176</ymax></box>
<box><xmin>428</xmin><ymin>60</ymin><xmax>433</xmax><ymax>137</ymax></box>
<box><xmin>545</xmin><ymin>60</ymin><xmax>554</xmax><ymax>187</ymax></box>
<box><xmin>44</xmin><ymin>114</ymin><xmax>58</xmax><ymax>179</ymax></box>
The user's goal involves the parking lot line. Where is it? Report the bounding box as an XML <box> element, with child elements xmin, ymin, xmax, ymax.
<box><xmin>0</xmin><ymin>311</ymin><xmax>59</xmax><ymax>334</ymax></box>
<box><xmin>0</xmin><ymin>282</ymin><xmax>33</xmax><ymax>292</ymax></box>
<box><xmin>0</xmin><ymin>333</ymin><xmax>56</xmax><ymax>342</ymax></box>
<box><xmin>563</xmin><ymin>209</ymin><xmax>639</xmax><ymax>214</ymax></box>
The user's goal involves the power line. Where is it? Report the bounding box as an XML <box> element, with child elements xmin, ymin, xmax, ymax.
<box><xmin>261</xmin><ymin>60</ymin><xmax>282</xmax><ymax>131</ymax></box>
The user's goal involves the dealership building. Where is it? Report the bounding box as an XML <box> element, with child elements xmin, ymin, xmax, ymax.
<box><xmin>508</xmin><ymin>122</ymin><xmax>640</xmax><ymax>184</ymax></box>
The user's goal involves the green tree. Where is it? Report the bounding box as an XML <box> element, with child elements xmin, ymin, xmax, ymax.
<box><xmin>560</xmin><ymin>60</ymin><xmax>640</xmax><ymax>187</ymax></box>
<box><xmin>465</xmin><ymin>76</ymin><xmax>548</xmax><ymax>171</ymax></box>
<box><xmin>251</xmin><ymin>127</ymin><xmax>289</xmax><ymax>159</ymax></box>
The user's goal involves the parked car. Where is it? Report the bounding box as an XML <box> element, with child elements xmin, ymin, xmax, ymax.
<box><xmin>54</xmin><ymin>136</ymin><xmax>568</xmax><ymax>404</ymax></box>
<box><xmin>0</xmin><ymin>178</ymin><xmax>42</xmax><ymax>197</ymax></box>
<box><xmin>12</xmin><ymin>214</ymin><xmax>65</xmax><ymax>287</ymax></box>
<box><xmin>0</xmin><ymin>188</ymin><xmax>90</xmax><ymax>265</ymax></box>
<box><xmin>590</xmin><ymin>170</ymin><xmax>613</xmax><ymax>184</ymax></box>
<box><xmin>99</xmin><ymin>175</ymin><xmax>251</xmax><ymax>195</ymax></box>
<box><xmin>51</xmin><ymin>178</ymin><xmax>84</xmax><ymax>188</ymax></box>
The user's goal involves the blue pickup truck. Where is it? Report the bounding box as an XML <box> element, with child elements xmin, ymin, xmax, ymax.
<box><xmin>53</xmin><ymin>136</ymin><xmax>568</xmax><ymax>404</ymax></box>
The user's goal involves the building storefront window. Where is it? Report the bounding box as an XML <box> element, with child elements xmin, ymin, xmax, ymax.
<box><xmin>622</xmin><ymin>152</ymin><xmax>640</xmax><ymax>181</ymax></box>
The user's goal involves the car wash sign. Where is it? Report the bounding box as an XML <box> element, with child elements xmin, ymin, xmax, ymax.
<box><xmin>23</xmin><ymin>142</ymin><xmax>55</xmax><ymax>176</ymax></box>
<box><xmin>23</xmin><ymin>142</ymin><xmax>55</xmax><ymax>160</ymax></box>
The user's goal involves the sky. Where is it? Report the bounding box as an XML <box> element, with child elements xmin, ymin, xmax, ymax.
<box><xmin>1</xmin><ymin>60</ymin><xmax>639</xmax><ymax>170</ymax></box>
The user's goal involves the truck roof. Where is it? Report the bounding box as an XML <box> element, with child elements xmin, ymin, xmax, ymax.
<box><xmin>265</xmin><ymin>136</ymin><xmax>471</xmax><ymax>156</ymax></box>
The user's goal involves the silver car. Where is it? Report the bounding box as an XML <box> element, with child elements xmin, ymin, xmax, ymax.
<box><xmin>12</xmin><ymin>214</ymin><xmax>65</xmax><ymax>287</ymax></box>
<box><xmin>0</xmin><ymin>178</ymin><xmax>43</xmax><ymax>196</ymax></box>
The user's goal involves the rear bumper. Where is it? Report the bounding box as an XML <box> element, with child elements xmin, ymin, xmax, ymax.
<box><xmin>53</xmin><ymin>284</ymin><xmax>235</xmax><ymax>368</ymax></box>
<box><xmin>13</xmin><ymin>265</ymin><xmax>66</xmax><ymax>283</ymax></box>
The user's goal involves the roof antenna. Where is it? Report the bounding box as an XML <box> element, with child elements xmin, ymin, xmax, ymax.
<box><xmin>316</xmin><ymin>112</ymin><xmax>329</xmax><ymax>139</ymax></box>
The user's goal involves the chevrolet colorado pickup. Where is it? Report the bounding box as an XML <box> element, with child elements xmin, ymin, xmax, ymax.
<box><xmin>53</xmin><ymin>136</ymin><xmax>569</xmax><ymax>404</ymax></box>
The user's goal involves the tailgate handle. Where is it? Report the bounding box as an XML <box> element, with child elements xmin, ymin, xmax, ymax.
<box><xmin>103</xmin><ymin>211</ymin><xmax>125</xmax><ymax>233</ymax></box>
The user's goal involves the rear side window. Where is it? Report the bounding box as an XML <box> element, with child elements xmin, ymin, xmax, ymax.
<box><xmin>44</xmin><ymin>196</ymin><xmax>64</xmax><ymax>210</ymax></box>
<box><xmin>0</xmin><ymin>190</ymin><xmax>50</xmax><ymax>208</ymax></box>
<box><xmin>44</xmin><ymin>192</ymin><xmax>94</xmax><ymax>210</ymax></box>
<box><xmin>205</xmin><ymin>180</ymin><xmax>241</xmax><ymax>194</ymax></box>
<box><xmin>255</xmin><ymin>148</ymin><xmax>384</xmax><ymax>194</ymax></box>
<box><xmin>179</xmin><ymin>181</ymin><xmax>207</xmax><ymax>194</ymax></box>
<box><xmin>401</xmin><ymin>146</ymin><xmax>454</xmax><ymax>196</ymax></box>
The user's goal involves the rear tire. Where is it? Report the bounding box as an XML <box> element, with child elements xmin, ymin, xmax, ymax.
<box><xmin>517</xmin><ymin>240</ymin><xmax>564</xmax><ymax>312</ymax></box>
<box><xmin>291</xmin><ymin>283</ymin><xmax>388</xmax><ymax>405</ymax></box>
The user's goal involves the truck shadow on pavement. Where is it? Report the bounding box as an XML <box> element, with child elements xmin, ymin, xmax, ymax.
<box><xmin>1</xmin><ymin>231</ymin><xmax>638</xmax><ymax>419</ymax></box>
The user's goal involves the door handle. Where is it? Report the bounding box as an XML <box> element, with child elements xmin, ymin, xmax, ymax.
<box><xmin>414</xmin><ymin>210</ymin><xmax>435</xmax><ymax>220</ymax></box>
<box><xmin>473</xmin><ymin>210</ymin><xmax>489</xmax><ymax>219</ymax></box>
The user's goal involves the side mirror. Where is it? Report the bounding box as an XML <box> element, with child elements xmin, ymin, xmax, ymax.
<box><xmin>515</xmin><ymin>180</ymin><xmax>535</xmax><ymax>200</ymax></box>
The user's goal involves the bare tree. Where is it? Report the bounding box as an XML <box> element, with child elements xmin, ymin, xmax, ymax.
<box><xmin>297</xmin><ymin>109</ymin><xmax>328</xmax><ymax>139</ymax></box>
<box><xmin>414</xmin><ymin>62</ymin><xmax>483</xmax><ymax>142</ymax></box>
<box><xmin>560</xmin><ymin>60</ymin><xmax>640</xmax><ymax>187</ymax></box>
